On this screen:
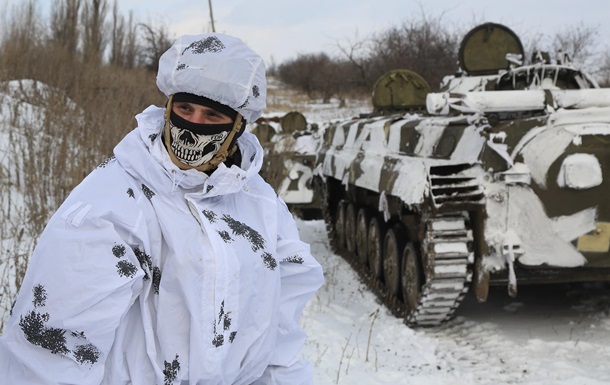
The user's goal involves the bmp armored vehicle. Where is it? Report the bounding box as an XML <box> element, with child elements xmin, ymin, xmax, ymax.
<box><xmin>313</xmin><ymin>23</ymin><xmax>610</xmax><ymax>327</ymax></box>
<box><xmin>253</xmin><ymin>111</ymin><xmax>322</xmax><ymax>219</ymax></box>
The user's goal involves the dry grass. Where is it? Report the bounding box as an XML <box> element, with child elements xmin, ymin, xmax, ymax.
<box><xmin>0</xmin><ymin>5</ymin><xmax>165</xmax><ymax>330</ymax></box>
<box><xmin>264</xmin><ymin>77</ymin><xmax>372</xmax><ymax>126</ymax></box>
<box><xmin>266</xmin><ymin>84</ymin><xmax>314</xmax><ymax>114</ymax></box>
<box><xmin>0</xmin><ymin>70</ymin><xmax>163</xmax><ymax>330</ymax></box>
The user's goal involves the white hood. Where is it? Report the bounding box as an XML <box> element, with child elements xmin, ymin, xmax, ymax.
<box><xmin>156</xmin><ymin>33</ymin><xmax>267</xmax><ymax>123</ymax></box>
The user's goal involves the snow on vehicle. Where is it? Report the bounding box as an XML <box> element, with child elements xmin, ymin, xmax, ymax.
<box><xmin>313</xmin><ymin>22</ymin><xmax>610</xmax><ymax>326</ymax></box>
<box><xmin>253</xmin><ymin>111</ymin><xmax>322</xmax><ymax>219</ymax></box>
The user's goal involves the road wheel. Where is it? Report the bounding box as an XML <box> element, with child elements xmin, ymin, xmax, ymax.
<box><xmin>401</xmin><ymin>242</ymin><xmax>423</xmax><ymax>317</ymax></box>
<box><xmin>383</xmin><ymin>226</ymin><xmax>405</xmax><ymax>299</ymax></box>
<box><xmin>345</xmin><ymin>202</ymin><xmax>357</xmax><ymax>254</ymax></box>
<box><xmin>335</xmin><ymin>200</ymin><xmax>347</xmax><ymax>250</ymax></box>
<box><xmin>355</xmin><ymin>207</ymin><xmax>370</xmax><ymax>265</ymax></box>
<box><xmin>368</xmin><ymin>216</ymin><xmax>386</xmax><ymax>280</ymax></box>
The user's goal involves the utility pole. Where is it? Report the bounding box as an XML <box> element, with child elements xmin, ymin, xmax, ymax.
<box><xmin>208</xmin><ymin>0</ymin><xmax>216</xmax><ymax>32</ymax></box>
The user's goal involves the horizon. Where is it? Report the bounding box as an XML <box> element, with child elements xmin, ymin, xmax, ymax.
<box><xmin>1</xmin><ymin>0</ymin><xmax>608</xmax><ymax>65</ymax></box>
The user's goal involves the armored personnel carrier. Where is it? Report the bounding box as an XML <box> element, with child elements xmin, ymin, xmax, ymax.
<box><xmin>253</xmin><ymin>111</ymin><xmax>322</xmax><ymax>219</ymax></box>
<box><xmin>313</xmin><ymin>23</ymin><xmax>610</xmax><ymax>326</ymax></box>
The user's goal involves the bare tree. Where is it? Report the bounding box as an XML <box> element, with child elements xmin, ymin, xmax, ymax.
<box><xmin>366</xmin><ymin>16</ymin><xmax>459</xmax><ymax>90</ymax></box>
<box><xmin>109</xmin><ymin>0</ymin><xmax>124</xmax><ymax>66</ymax></box>
<box><xmin>0</xmin><ymin>0</ymin><xmax>45</xmax><ymax>79</ymax></box>
<box><xmin>108</xmin><ymin>1</ymin><xmax>138</xmax><ymax>68</ymax></box>
<box><xmin>277</xmin><ymin>53</ymin><xmax>355</xmax><ymax>103</ymax></box>
<box><xmin>597</xmin><ymin>50</ymin><xmax>610</xmax><ymax>87</ymax></box>
<box><xmin>138</xmin><ymin>23</ymin><xmax>172</xmax><ymax>71</ymax></box>
<box><xmin>552</xmin><ymin>23</ymin><xmax>600</xmax><ymax>75</ymax></box>
<box><xmin>50</xmin><ymin>0</ymin><xmax>81</xmax><ymax>55</ymax></box>
<box><xmin>81</xmin><ymin>0</ymin><xmax>108</xmax><ymax>65</ymax></box>
<box><xmin>123</xmin><ymin>11</ymin><xmax>139</xmax><ymax>69</ymax></box>
<box><xmin>277</xmin><ymin>15</ymin><xmax>461</xmax><ymax>100</ymax></box>
<box><xmin>335</xmin><ymin>33</ymin><xmax>372</xmax><ymax>90</ymax></box>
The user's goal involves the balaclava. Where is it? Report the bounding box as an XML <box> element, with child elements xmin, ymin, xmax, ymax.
<box><xmin>164</xmin><ymin>92</ymin><xmax>243</xmax><ymax>170</ymax></box>
<box><xmin>156</xmin><ymin>33</ymin><xmax>267</xmax><ymax>172</ymax></box>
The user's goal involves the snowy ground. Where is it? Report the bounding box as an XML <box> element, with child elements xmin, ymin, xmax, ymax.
<box><xmin>2</xmin><ymin>84</ymin><xmax>610</xmax><ymax>384</ymax></box>
<box><xmin>296</xmin><ymin>219</ymin><xmax>610</xmax><ymax>385</ymax></box>
<box><xmin>267</xmin><ymin>93</ymin><xmax>610</xmax><ymax>385</ymax></box>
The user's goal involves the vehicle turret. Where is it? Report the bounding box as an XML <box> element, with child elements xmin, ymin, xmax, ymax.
<box><xmin>253</xmin><ymin>111</ymin><xmax>322</xmax><ymax>219</ymax></box>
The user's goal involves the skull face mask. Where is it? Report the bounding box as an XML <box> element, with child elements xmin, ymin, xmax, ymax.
<box><xmin>167</xmin><ymin>112</ymin><xmax>233</xmax><ymax>167</ymax></box>
<box><xmin>162</xmin><ymin>93</ymin><xmax>245</xmax><ymax>172</ymax></box>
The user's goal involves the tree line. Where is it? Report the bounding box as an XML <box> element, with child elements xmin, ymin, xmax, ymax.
<box><xmin>0</xmin><ymin>0</ymin><xmax>174</xmax><ymax>241</ymax></box>
<box><xmin>0</xmin><ymin>0</ymin><xmax>173</xmax><ymax>168</ymax></box>
<box><xmin>0</xmin><ymin>0</ymin><xmax>173</xmax><ymax>73</ymax></box>
<box><xmin>273</xmin><ymin>17</ymin><xmax>610</xmax><ymax>103</ymax></box>
<box><xmin>2</xmin><ymin>2</ymin><xmax>608</xmax><ymax>110</ymax></box>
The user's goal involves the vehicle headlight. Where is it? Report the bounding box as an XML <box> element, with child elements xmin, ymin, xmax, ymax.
<box><xmin>557</xmin><ymin>153</ymin><xmax>602</xmax><ymax>189</ymax></box>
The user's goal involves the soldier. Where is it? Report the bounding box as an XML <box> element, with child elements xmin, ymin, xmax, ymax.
<box><xmin>0</xmin><ymin>33</ymin><xmax>324</xmax><ymax>384</ymax></box>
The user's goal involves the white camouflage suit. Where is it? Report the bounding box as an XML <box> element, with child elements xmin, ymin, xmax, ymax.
<box><xmin>0</xmin><ymin>33</ymin><xmax>324</xmax><ymax>384</ymax></box>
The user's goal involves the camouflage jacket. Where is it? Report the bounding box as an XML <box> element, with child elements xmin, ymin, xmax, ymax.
<box><xmin>0</xmin><ymin>106</ymin><xmax>323</xmax><ymax>385</ymax></box>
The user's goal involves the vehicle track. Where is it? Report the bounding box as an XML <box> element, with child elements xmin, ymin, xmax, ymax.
<box><xmin>317</xmin><ymin>177</ymin><xmax>474</xmax><ymax>326</ymax></box>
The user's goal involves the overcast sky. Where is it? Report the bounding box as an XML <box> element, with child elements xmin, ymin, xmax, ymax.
<box><xmin>4</xmin><ymin>0</ymin><xmax>610</xmax><ymax>65</ymax></box>
<box><xmin>119</xmin><ymin>0</ymin><xmax>609</xmax><ymax>64</ymax></box>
